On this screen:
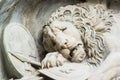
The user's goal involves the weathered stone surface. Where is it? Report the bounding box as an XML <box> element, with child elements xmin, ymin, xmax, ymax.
<box><xmin>42</xmin><ymin>3</ymin><xmax>111</xmax><ymax>68</ymax></box>
<box><xmin>0</xmin><ymin>0</ymin><xmax>85</xmax><ymax>79</ymax></box>
<box><xmin>0</xmin><ymin>0</ymin><xmax>120</xmax><ymax>80</ymax></box>
<box><xmin>41</xmin><ymin>2</ymin><xmax>120</xmax><ymax>80</ymax></box>
<box><xmin>2</xmin><ymin>23</ymin><xmax>40</xmax><ymax>78</ymax></box>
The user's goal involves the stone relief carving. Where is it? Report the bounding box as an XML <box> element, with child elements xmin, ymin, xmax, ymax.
<box><xmin>41</xmin><ymin>3</ymin><xmax>120</xmax><ymax>80</ymax></box>
<box><xmin>0</xmin><ymin>0</ymin><xmax>120</xmax><ymax>80</ymax></box>
<box><xmin>2</xmin><ymin>23</ymin><xmax>40</xmax><ymax>78</ymax></box>
<box><xmin>42</xmin><ymin>4</ymin><xmax>111</xmax><ymax>67</ymax></box>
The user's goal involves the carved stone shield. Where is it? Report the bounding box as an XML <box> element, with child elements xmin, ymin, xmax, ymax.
<box><xmin>2</xmin><ymin>23</ymin><xmax>40</xmax><ymax>78</ymax></box>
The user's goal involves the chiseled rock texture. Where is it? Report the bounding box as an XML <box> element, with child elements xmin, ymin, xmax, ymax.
<box><xmin>0</xmin><ymin>0</ymin><xmax>120</xmax><ymax>80</ymax></box>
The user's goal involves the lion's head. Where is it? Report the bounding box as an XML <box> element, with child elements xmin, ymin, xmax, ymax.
<box><xmin>43</xmin><ymin>3</ymin><xmax>113</xmax><ymax>65</ymax></box>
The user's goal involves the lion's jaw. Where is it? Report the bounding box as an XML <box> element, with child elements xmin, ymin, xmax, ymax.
<box><xmin>70</xmin><ymin>44</ymin><xmax>86</xmax><ymax>62</ymax></box>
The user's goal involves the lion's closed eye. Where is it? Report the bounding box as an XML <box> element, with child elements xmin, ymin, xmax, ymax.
<box><xmin>78</xmin><ymin>43</ymin><xmax>82</xmax><ymax>45</ymax></box>
<box><xmin>77</xmin><ymin>43</ymin><xmax>83</xmax><ymax>47</ymax></box>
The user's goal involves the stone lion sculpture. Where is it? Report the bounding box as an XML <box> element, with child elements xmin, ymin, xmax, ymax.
<box><xmin>41</xmin><ymin>3</ymin><xmax>120</xmax><ymax>80</ymax></box>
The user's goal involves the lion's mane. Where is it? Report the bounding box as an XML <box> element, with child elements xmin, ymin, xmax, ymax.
<box><xmin>44</xmin><ymin>3</ymin><xmax>113</xmax><ymax>65</ymax></box>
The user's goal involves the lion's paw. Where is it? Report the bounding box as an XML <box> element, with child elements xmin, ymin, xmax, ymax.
<box><xmin>41</xmin><ymin>52</ymin><xmax>67</xmax><ymax>69</ymax></box>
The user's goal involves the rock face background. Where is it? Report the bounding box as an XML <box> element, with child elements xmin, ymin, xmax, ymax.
<box><xmin>0</xmin><ymin>0</ymin><xmax>120</xmax><ymax>79</ymax></box>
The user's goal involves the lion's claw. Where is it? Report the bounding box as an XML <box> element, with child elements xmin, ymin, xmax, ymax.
<box><xmin>41</xmin><ymin>52</ymin><xmax>67</xmax><ymax>69</ymax></box>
